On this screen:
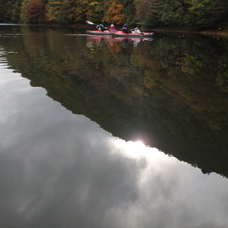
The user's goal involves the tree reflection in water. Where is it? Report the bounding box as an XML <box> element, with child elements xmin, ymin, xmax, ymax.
<box><xmin>1</xmin><ymin>25</ymin><xmax>228</xmax><ymax>178</ymax></box>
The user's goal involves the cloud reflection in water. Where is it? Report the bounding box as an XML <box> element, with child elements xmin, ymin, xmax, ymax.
<box><xmin>0</xmin><ymin>63</ymin><xmax>228</xmax><ymax>228</ymax></box>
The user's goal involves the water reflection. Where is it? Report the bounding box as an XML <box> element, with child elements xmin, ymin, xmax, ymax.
<box><xmin>1</xmin><ymin>25</ymin><xmax>228</xmax><ymax>178</ymax></box>
<box><xmin>1</xmin><ymin>62</ymin><xmax>228</xmax><ymax>227</ymax></box>
<box><xmin>86</xmin><ymin>35</ymin><xmax>153</xmax><ymax>48</ymax></box>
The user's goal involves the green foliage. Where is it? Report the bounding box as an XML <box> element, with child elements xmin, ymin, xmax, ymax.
<box><xmin>46</xmin><ymin>0</ymin><xmax>73</xmax><ymax>24</ymax></box>
<box><xmin>154</xmin><ymin>0</ymin><xmax>182</xmax><ymax>25</ymax></box>
<box><xmin>0</xmin><ymin>0</ymin><xmax>23</xmax><ymax>22</ymax></box>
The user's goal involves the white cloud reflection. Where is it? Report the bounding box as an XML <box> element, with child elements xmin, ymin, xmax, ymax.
<box><xmin>1</xmin><ymin>64</ymin><xmax>228</xmax><ymax>228</ymax></box>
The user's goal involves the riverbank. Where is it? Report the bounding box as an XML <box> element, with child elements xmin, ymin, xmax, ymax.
<box><xmin>150</xmin><ymin>28</ymin><xmax>228</xmax><ymax>37</ymax></box>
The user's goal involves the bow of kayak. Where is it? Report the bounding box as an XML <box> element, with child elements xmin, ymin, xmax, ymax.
<box><xmin>112</xmin><ymin>31</ymin><xmax>153</xmax><ymax>37</ymax></box>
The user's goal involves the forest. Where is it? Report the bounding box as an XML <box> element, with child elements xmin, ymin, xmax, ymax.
<box><xmin>0</xmin><ymin>0</ymin><xmax>228</xmax><ymax>30</ymax></box>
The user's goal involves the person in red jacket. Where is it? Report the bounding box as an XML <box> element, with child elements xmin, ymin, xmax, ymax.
<box><xmin>109</xmin><ymin>24</ymin><xmax>118</xmax><ymax>33</ymax></box>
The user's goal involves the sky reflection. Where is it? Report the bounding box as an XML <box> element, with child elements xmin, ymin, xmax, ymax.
<box><xmin>1</xmin><ymin>58</ymin><xmax>228</xmax><ymax>228</ymax></box>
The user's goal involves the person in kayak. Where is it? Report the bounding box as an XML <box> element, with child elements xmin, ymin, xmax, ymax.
<box><xmin>109</xmin><ymin>24</ymin><xmax>118</xmax><ymax>33</ymax></box>
<box><xmin>96</xmin><ymin>24</ymin><xmax>105</xmax><ymax>31</ymax></box>
<box><xmin>121</xmin><ymin>24</ymin><xmax>131</xmax><ymax>33</ymax></box>
<box><xmin>132</xmin><ymin>25</ymin><xmax>144</xmax><ymax>35</ymax></box>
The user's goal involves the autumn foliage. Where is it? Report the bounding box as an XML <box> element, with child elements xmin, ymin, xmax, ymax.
<box><xmin>0</xmin><ymin>0</ymin><xmax>228</xmax><ymax>29</ymax></box>
<box><xmin>105</xmin><ymin>2</ymin><xmax>125</xmax><ymax>24</ymax></box>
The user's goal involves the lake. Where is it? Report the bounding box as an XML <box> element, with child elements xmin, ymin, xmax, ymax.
<box><xmin>0</xmin><ymin>24</ymin><xmax>228</xmax><ymax>228</ymax></box>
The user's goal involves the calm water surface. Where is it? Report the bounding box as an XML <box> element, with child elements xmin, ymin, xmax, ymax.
<box><xmin>0</xmin><ymin>25</ymin><xmax>228</xmax><ymax>228</ymax></box>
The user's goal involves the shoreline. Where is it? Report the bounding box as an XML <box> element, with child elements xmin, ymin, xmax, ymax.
<box><xmin>1</xmin><ymin>23</ymin><xmax>228</xmax><ymax>37</ymax></box>
<box><xmin>150</xmin><ymin>28</ymin><xmax>228</xmax><ymax>37</ymax></box>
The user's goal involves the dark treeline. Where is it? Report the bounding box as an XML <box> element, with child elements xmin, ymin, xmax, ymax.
<box><xmin>0</xmin><ymin>0</ymin><xmax>228</xmax><ymax>30</ymax></box>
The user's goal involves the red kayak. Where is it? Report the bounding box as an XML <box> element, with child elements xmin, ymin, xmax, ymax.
<box><xmin>112</xmin><ymin>31</ymin><xmax>153</xmax><ymax>37</ymax></box>
<box><xmin>87</xmin><ymin>30</ymin><xmax>113</xmax><ymax>35</ymax></box>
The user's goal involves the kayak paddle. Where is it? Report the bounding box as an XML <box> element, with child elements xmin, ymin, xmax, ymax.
<box><xmin>87</xmin><ymin>21</ymin><xmax>96</xmax><ymax>25</ymax></box>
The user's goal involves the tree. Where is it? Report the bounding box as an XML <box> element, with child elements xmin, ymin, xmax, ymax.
<box><xmin>20</xmin><ymin>0</ymin><xmax>45</xmax><ymax>23</ymax></box>
<box><xmin>46</xmin><ymin>0</ymin><xmax>87</xmax><ymax>24</ymax></box>
<box><xmin>211</xmin><ymin>0</ymin><xmax>228</xmax><ymax>28</ymax></box>
<box><xmin>11</xmin><ymin>1</ymin><xmax>23</xmax><ymax>22</ymax></box>
<box><xmin>153</xmin><ymin>0</ymin><xmax>192</xmax><ymax>26</ymax></box>
<box><xmin>0</xmin><ymin>0</ymin><xmax>23</xmax><ymax>22</ymax></box>
<box><xmin>134</xmin><ymin>0</ymin><xmax>156</xmax><ymax>25</ymax></box>
<box><xmin>185</xmin><ymin>0</ymin><xmax>212</xmax><ymax>28</ymax></box>
<box><xmin>104</xmin><ymin>1</ymin><xmax>125</xmax><ymax>24</ymax></box>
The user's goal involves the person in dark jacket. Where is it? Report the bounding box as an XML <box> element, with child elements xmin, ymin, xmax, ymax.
<box><xmin>121</xmin><ymin>24</ymin><xmax>131</xmax><ymax>33</ymax></box>
<box><xmin>96</xmin><ymin>24</ymin><xmax>105</xmax><ymax>31</ymax></box>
